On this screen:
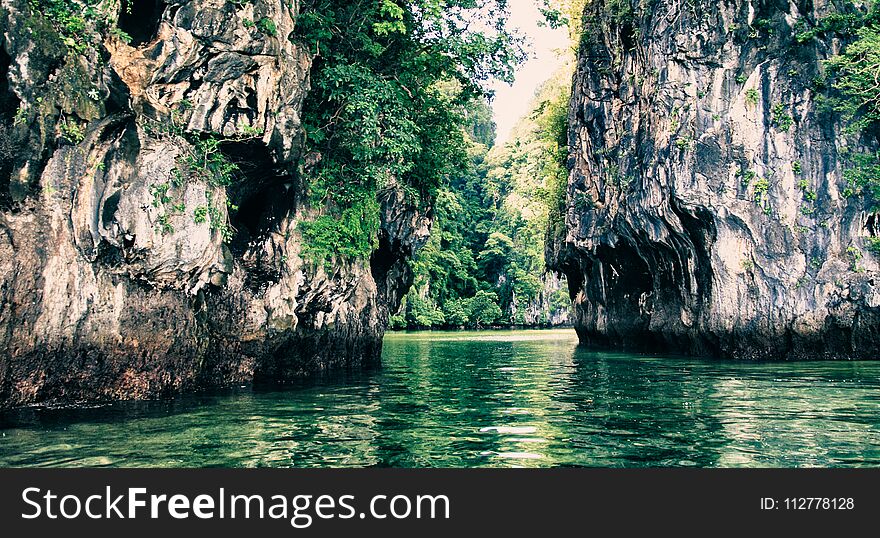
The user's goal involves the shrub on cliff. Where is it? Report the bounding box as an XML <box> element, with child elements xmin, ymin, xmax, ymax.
<box><xmin>813</xmin><ymin>1</ymin><xmax>880</xmax><ymax>239</ymax></box>
<box><xmin>827</xmin><ymin>24</ymin><xmax>880</xmax><ymax>133</ymax></box>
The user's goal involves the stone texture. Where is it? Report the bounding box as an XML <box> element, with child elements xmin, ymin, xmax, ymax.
<box><xmin>0</xmin><ymin>0</ymin><xmax>430</xmax><ymax>407</ymax></box>
<box><xmin>548</xmin><ymin>0</ymin><xmax>880</xmax><ymax>359</ymax></box>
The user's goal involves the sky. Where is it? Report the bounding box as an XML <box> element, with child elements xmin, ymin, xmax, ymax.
<box><xmin>490</xmin><ymin>1</ymin><xmax>570</xmax><ymax>146</ymax></box>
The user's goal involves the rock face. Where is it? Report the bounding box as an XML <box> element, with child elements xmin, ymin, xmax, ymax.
<box><xmin>513</xmin><ymin>273</ymin><xmax>572</xmax><ymax>327</ymax></box>
<box><xmin>548</xmin><ymin>0</ymin><xmax>880</xmax><ymax>359</ymax></box>
<box><xmin>0</xmin><ymin>0</ymin><xmax>430</xmax><ymax>407</ymax></box>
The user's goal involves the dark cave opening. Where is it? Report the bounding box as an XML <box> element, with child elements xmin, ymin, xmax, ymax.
<box><xmin>619</xmin><ymin>22</ymin><xmax>636</xmax><ymax>52</ymax></box>
<box><xmin>670</xmin><ymin>201</ymin><xmax>717</xmax><ymax>303</ymax></box>
<box><xmin>563</xmin><ymin>261</ymin><xmax>584</xmax><ymax>302</ymax></box>
<box><xmin>118</xmin><ymin>0</ymin><xmax>166</xmax><ymax>46</ymax></box>
<box><xmin>0</xmin><ymin>45</ymin><xmax>21</xmax><ymax>207</ymax></box>
<box><xmin>594</xmin><ymin>243</ymin><xmax>653</xmax><ymax>310</ymax></box>
<box><xmin>580</xmin><ymin>242</ymin><xmax>657</xmax><ymax>347</ymax></box>
<box><xmin>218</xmin><ymin>138</ymin><xmax>297</xmax><ymax>288</ymax></box>
<box><xmin>371</xmin><ymin>233</ymin><xmax>407</xmax><ymax>303</ymax></box>
<box><xmin>222</xmin><ymin>139</ymin><xmax>291</xmax><ymax>241</ymax></box>
<box><xmin>0</xmin><ymin>47</ymin><xmax>16</xmax><ymax>123</ymax></box>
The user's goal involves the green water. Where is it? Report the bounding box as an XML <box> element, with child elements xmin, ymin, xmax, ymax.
<box><xmin>1</xmin><ymin>329</ymin><xmax>879</xmax><ymax>467</ymax></box>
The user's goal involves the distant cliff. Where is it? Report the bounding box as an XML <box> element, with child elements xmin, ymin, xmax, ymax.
<box><xmin>0</xmin><ymin>0</ymin><xmax>429</xmax><ymax>407</ymax></box>
<box><xmin>549</xmin><ymin>0</ymin><xmax>880</xmax><ymax>359</ymax></box>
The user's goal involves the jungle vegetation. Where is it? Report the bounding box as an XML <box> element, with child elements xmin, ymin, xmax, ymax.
<box><xmin>390</xmin><ymin>68</ymin><xmax>573</xmax><ymax>329</ymax></box>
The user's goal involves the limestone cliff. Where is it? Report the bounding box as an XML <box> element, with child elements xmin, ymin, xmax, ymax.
<box><xmin>512</xmin><ymin>273</ymin><xmax>572</xmax><ymax>327</ymax></box>
<box><xmin>549</xmin><ymin>0</ymin><xmax>880</xmax><ymax>359</ymax></box>
<box><xmin>0</xmin><ymin>0</ymin><xmax>429</xmax><ymax>407</ymax></box>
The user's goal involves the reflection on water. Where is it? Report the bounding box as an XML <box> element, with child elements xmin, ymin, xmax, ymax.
<box><xmin>1</xmin><ymin>329</ymin><xmax>879</xmax><ymax>467</ymax></box>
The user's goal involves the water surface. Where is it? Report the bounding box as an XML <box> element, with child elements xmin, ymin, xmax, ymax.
<box><xmin>2</xmin><ymin>329</ymin><xmax>879</xmax><ymax>467</ymax></box>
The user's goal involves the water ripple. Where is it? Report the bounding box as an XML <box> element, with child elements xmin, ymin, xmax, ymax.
<box><xmin>2</xmin><ymin>329</ymin><xmax>880</xmax><ymax>467</ymax></box>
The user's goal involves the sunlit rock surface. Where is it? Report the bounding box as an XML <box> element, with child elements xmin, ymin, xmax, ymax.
<box><xmin>0</xmin><ymin>0</ymin><xmax>430</xmax><ymax>407</ymax></box>
<box><xmin>548</xmin><ymin>0</ymin><xmax>879</xmax><ymax>359</ymax></box>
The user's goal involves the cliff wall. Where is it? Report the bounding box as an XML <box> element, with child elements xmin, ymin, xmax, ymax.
<box><xmin>549</xmin><ymin>0</ymin><xmax>880</xmax><ymax>359</ymax></box>
<box><xmin>0</xmin><ymin>0</ymin><xmax>429</xmax><ymax>407</ymax></box>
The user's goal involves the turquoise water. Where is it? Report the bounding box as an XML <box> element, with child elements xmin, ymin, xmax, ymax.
<box><xmin>1</xmin><ymin>329</ymin><xmax>879</xmax><ymax>467</ymax></box>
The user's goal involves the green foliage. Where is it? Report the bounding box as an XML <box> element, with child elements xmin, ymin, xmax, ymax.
<box><xmin>847</xmin><ymin>245</ymin><xmax>864</xmax><ymax>271</ymax></box>
<box><xmin>399</xmin><ymin>294</ymin><xmax>446</xmax><ymax>328</ymax></box>
<box><xmin>795</xmin><ymin>4</ymin><xmax>879</xmax><ymax>44</ymax></box>
<box><xmin>392</xmin><ymin>289</ymin><xmax>503</xmax><ymax>329</ymax></box>
<box><xmin>393</xmin><ymin>63</ymin><xmax>573</xmax><ymax>329</ymax></box>
<box><xmin>441</xmin><ymin>298</ymin><xmax>470</xmax><ymax>327</ymax></box>
<box><xmin>749</xmin><ymin>18</ymin><xmax>774</xmax><ymax>38</ymax></box>
<box><xmin>30</xmin><ymin>0</ymin><xmax>96</xmax><ymax>53</ymax></box>
<box><xmin>745</xmin><ymin>88</ymin><xmax>760</xmax><ymax>107</ymax></box>
<box><xmin>803</xmin><ymin>3</ymin><xmax>880</xmax><ymax>216</ymax></box>
<box><xmin>539</xmin><ymin>2</ymin><xmax>569</xmax><ymax>29</ymax></box>
<box><xmin>752</xmin><ymin>176</ymin><xmax>771</xmax><ymax>214</ymax></box>
<box><xmin>299</xmin><ymin>199</ymin><xmax>381</xmax><ymax>261</ymax></box>
<box><xmin>142</xmin><ymin>109</ymin><xmax>240</xmax><ymax>243</ymax></box>
<box><xmin>13</xmin><ymin>106</ymin><xmax>28</xmax><ymax>127</ymax></box>
<box><xmin>156</xmin><ymin>213</ymin><xmax>174</xmax><ymax>235</ymax></box>
<box><xmin>803</xmin><ymin>2</ymin><xmax>880</xmax><ymax>133</ymax></box>
<box><xmin>182</xmin><ymin>136</ymin><xmax>239</xmax><ymax>187</ymax></box>
<box><xmin>842</xmin><ymin>150</ymin><xmax>880</xmax><ymax>209</ymax></box>
<box><xmin>739</xmin><ymin>169</ymin><xmax>757</xmax><ymax>187</ymax></box>
<box><xmin>373</xmin><ymin>0</ymin><xmax>406</xmax><ymax>36</ymax></box>
<box><xmin>798</xmin><ymin>176</ymin><xmax>817</xmax><ymax>201</ymax></box>
<box><xmin>466</xmin><ymin>290</ymin><xmax>503</xmax><ymax>327</ymax></box>
<box><xmin>150</xmin><ymin>182</ymin><xmax>172</xmax><ymax>208</ymax></box>
<box><xmin>237</xmin><ymin>123</ymin><xmax>264</xmax><ymax>139</ymax></box>
<box><xmin>867</xmin><ymin>237</ymin><xmax>880</xmax><ymax>256</ymax></box>
<box><xmin>205</xmin><ymin>192</ymin><xmax>233</xmax><ymax>242</ymax></box>
<box><xmin>604</xmin><ymin>0</ymin><xmax>633</xmax><ymax>25</ymax></box>
<box><xmin>531</xmin><ymin>69</ymin><xmax>572</xmax><ymax>238</ymax></box>
<box><xmin>194</xmin><ymin>206</ymin><xmax>208</xmax><ymax>225</ymax></box>
<box><xmin>295</xmin><ymin>0</ymin><xmax>524</xmax><ymax>264</ymax></box>
<box><xmin>256</xmin><ymin>17</ymin><xmax>277</xmax><ymax>37</ymax></box>
<box><xmin>771</xmin><ymin>103</ymin><xmax>794</xmax><ymax>132</ymax></box>
<box><xmin>753</xmin><ymin>177</ymin><xmax>770</xmax><ymax>197</ymax></box>
<box><xmin>29</xmin><ymin>0</ymin><xmax>134</xmax><ymax>54</ymax></box>
<box><xmin>541</xmin><ymin>0</ymin><xmax>588</xmax><ymax>38</ymax></box>
<box><xmin>59</xmin><ymin>117</ymin><xmax>85</xmax><ymax>143</ymax></box>
<box><xmin>110</xmin><ymin>27</ymin><xmax>132</xmax><ymax>44</ymax></box>
<box><xmin>826</xmin><ymin>24</ymin><xmax>880</xmax><ymax>132</ymax></box>
<box><xmin>674</xmin><ymin>136</ymin><xmax>693</xmax><ymax>151</ymax></box>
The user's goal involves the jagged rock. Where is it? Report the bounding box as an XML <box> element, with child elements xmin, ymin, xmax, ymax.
<box><xmin>0</xmin><ymin>0</ymin><xmax>430</xmax><ymax>407</ymax></box>
<box><xmin>548</xmin><ymin>0</ymin><xmax>879</xmax><ymax>359</ymax></box>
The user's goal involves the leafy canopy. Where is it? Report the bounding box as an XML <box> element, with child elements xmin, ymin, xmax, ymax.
<box><xmin>295</xmin><ymin>0</ymin><xmax>525</xmax><ymax>263</ymax></box>
<box><xmin>823</xmin><ymin>1</ymin><xmax>880</xmax><ymax>133</ymax></box>
<box><xmin>819</xmin><ymin>2</ymin><xmax>880</xmax><ymax>211</ymax></box>
<box><xmin>392</xmin><ymin>63</ymin><xmax>574</xmax><ymax>329</ymax></box>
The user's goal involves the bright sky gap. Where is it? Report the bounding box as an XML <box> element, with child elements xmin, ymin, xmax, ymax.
<box><xmin>490</xmin><ymin>1</ymin><xmax>570</xmax><ymax>146</ymax></box>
